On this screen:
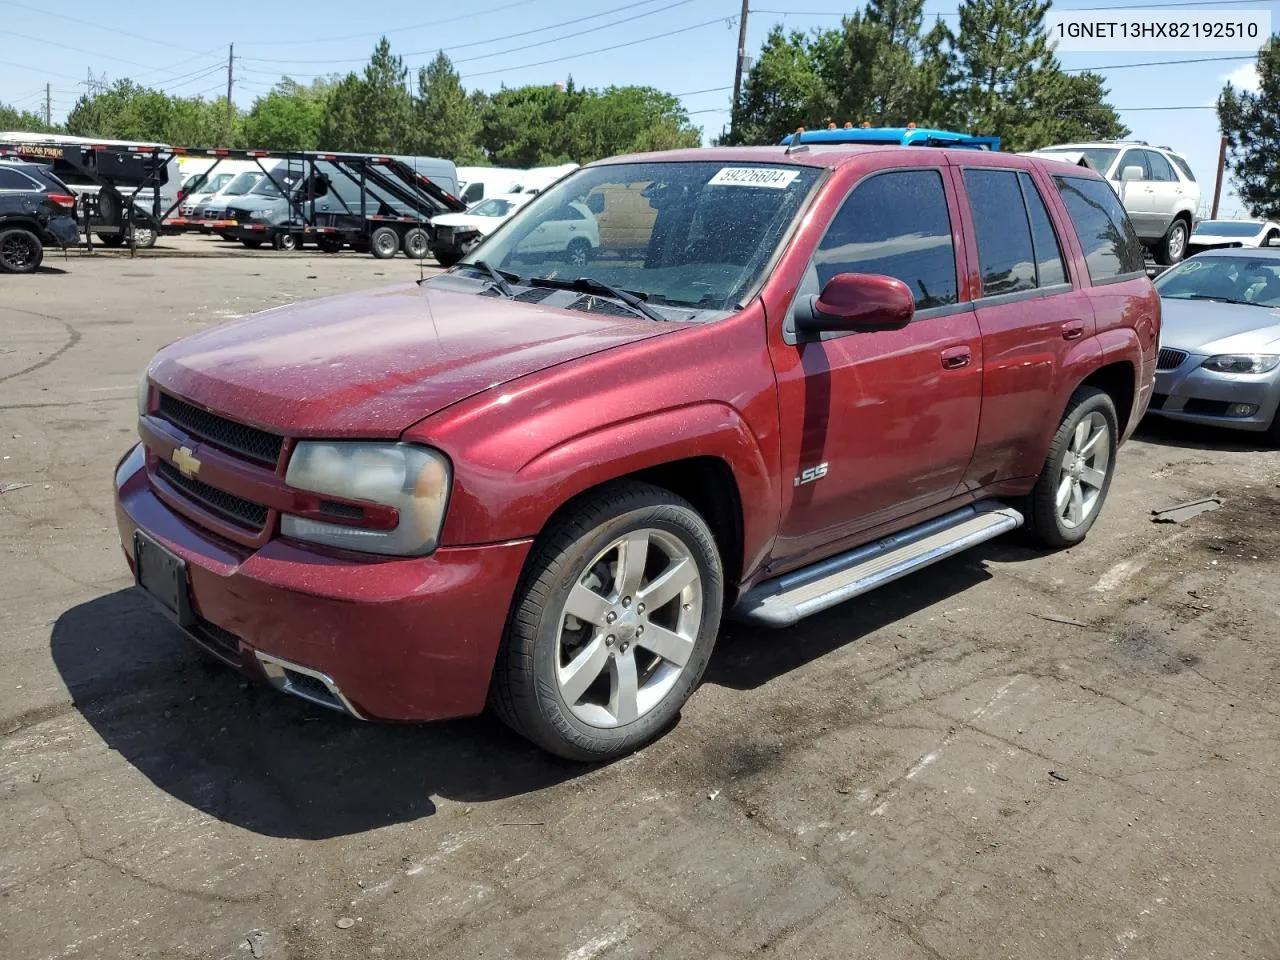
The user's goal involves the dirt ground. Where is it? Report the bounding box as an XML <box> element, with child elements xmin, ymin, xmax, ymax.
<box><xmin>2</xmin><ymin>240</ymin><xmax>1279</xmax><ymax>960</ymax></box>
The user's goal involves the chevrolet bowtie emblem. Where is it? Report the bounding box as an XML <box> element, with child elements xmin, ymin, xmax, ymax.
<box><xmin>172</xmin><ymin>446</ymin><xmax>201</xmax><ymax>478</ymax></box>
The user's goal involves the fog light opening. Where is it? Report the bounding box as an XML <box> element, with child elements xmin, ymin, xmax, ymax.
<box><xmin>1227</xmin><ymin>403</ymin><xmax>1258</xmax><ymax>418</ymax></box>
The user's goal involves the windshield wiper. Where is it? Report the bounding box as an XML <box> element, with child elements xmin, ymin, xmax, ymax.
<box><xmin>468</xmin><ymin>260</ymin><xmax>518</xmax><ymax>298</ymax></box>
<box><xmin>528</xmin><ymin>275</ymin><xmax>665</xmax><ymax>322</ymax></box>
<box><xmin>1187</xmin><ymin>293</ymin><xmax>1262</xmax><ymax>307</ymax></box>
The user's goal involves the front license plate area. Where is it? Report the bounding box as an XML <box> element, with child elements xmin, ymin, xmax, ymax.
<box><xmin>134</xmin><ymin>530</ymin><xmax>195</xmax><ymax>628</ymax></box>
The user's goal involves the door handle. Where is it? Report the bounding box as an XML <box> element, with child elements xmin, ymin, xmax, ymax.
<box><xmin>941</xmin><ymin>346</ymin><xmax>971</xmax><ymax>370</ymax></box>
<box><xmin>1062</xmin><ymin>319</ymin><xmax>1085</xmax><ymax>341</ymax></box>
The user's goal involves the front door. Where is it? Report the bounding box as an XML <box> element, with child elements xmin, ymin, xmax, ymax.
<box><xmin>1113</xmin><ymin>148</ymin><xmax>1159</xmax><ymax>239</ymax></box>
<box><xmin>770</xmin><ymin>166</ymin><xmax>983</xmax><ymax>562</ymax></box>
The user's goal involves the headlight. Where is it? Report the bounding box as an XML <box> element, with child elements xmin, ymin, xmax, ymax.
<box><xmin>137</xmin><ymin>370</ymin><xmax>151</xmax><ymax>416</ymax></box>
<box><xmin>249</xmin><ymin>209</ymin><xmax>273</xmax><ymax>219</ymax></box>
<box><xmin>282</xmin><ymin>442</ymin><xmax>451</xmax><ymax>557</ymax></box>
<box><xmin>1200</xmin><ymin>354</ymin><xmax>1280</xmax><ymax>374</ymax></box>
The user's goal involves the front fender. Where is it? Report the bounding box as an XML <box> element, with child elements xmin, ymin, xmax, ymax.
<box><xmin>438</xmin><ymin>401</ymin><xmax>778</xmax><ymax>575</ymax></box>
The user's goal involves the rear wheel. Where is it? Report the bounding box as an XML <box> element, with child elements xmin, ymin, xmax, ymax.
<box><xmin>370</xmin><ymin>226</ymin><xmax>400</xmax><ymax>260</ymax></box>
<box><xmin>1155</xmin><ymin>218</ymin><xmax>1188</xmax><ymax>265</ymax></box>
<box><xmin>127</xmin><ymin>224</ymin><xmax>157</xmax><ymax>249</ymax></box>
<box><xmin>0</xmin><ymin>227</ymin><xmax>43</xmax><ymax>274</ymax></box>
<box><xmin>490</xmin><ymin>481</ymin><xmax>723</xmax><ymax>761</ymax></box>
<box><xmin>1025</xmin><ymin>386</ymin><xmax>1118</xmax><ymax>548</ymax></box>
<box><xmin>402</xmin><ymin>227</ymin><xmax>430</xmax><ymax>260</ymax></box>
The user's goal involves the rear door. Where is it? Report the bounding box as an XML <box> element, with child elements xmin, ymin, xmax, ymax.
<box><xmin>1140</xmin><ymin>149</ymin><xmax>1182</xmax><ymax>236</ymax></box>
<box><xmin>1114</xmin><ymin>148</ymin><xmax>1158</xmax><ymax>238</ymax></box>
<box><xmin>954</xmin><ymin>163</ymin><xmax>1096</xmax><ymax>487</ymax></box>
<box><xmin>770</xmin><ymin>162</ymin><xmax>983</xmax><ymax>557</ymax></box>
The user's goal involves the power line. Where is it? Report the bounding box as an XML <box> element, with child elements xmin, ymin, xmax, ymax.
<box><xmin>4</xmin><ymin>59</ymin><xmax>88</xmax><ymax>84</ymax></box>
<box><xmin>3</xmin><ymin>29</ymin><xmax>166</xmax><ymax>73</ymax></box>
<box><xmin>674</xmin><ymin>85</ymin><xmax>733</xmax><ymax>96</ymax></box>
<box><xmin>460</xmin><ymin>14</ymin><xmax>737</xmax><ymax>79</ymax></box>
<box><xmin>242</xmin><ymin>0</ymin><xmax>689</xmax><ymax>64</ymax></box>
<box><xmin>1066</xmin><ymin>53</ymin><xmax>1252</xmax><ymax>72</ymax></box>
<box><xmin>0</xmin><ymin>0</ymin><xmax>207</xmax><ymax>53</ymax></box>
<box><xmin>236</xmin><ymin>0</ymin><xmax>543</xmax><ymax>48</ymax></box>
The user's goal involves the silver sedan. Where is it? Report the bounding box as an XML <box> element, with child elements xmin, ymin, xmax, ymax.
<box><xmin>1150</xmin><ymin>248</ymin><xmax>1280</xmax><ymax>439</ymax></box>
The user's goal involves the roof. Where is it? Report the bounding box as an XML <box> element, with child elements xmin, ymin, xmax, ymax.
<box><xmin>1189</xmin><ymin>246</ymin><xmax>1280</xmax><ymax>259</ymax></box>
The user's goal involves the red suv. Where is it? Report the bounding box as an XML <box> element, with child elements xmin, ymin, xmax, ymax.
<box><xmin>115</xmin><ymin>144</ymin><xmax>1159</xmax><ymax>759</ymax></box>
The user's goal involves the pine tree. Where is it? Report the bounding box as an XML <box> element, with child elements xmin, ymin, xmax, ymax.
<box><xmin>356</xmin><ymin>37</ymin><xmax>412</xmax><ymax>153</ymax></box>
<box><xmin>409</xmin><ymin>52</ymin><xmax>484</xmax><ymax>162</ymax></box>
<box><xmin>1219</xmin><ymin>38</ymin><xmax>1280</xmax><ymax>219</ymax></box>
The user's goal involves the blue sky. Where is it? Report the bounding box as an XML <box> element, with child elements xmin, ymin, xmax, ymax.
<box><xmin>1</xmin><ymin>0</ymin><xmax>1274</xmax><ymax>214</ymax></box>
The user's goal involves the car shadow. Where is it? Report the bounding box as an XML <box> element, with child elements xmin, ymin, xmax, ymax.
<box><xmin>53</xmin><ymin>545</ymin><xmax>1011</xmax><ymax>840</ymax></box>
<box><xmin>1135</xmin><ymin>414</ymin><xmax>1274</xmax><ymax>453</ymax></box>
<box><xmin>35</xmin><ymin>265</ymin><xmax>69</xmax><ymax>275</ymax></box>
<box><xmin>51</xmin><ymin>589</ymin><xmax>583</xmax><ymax>841</ymax></box>
<box><xmin>704</xmin><ymin>548</ymin><xmax>998</xmax><ymax>691</ymax></box>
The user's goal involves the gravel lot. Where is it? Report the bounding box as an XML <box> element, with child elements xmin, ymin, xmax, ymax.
<box><xmin>3</xmin><ymin>241</ymin><xmax>1279</xmax><ymax>960</ymax></box>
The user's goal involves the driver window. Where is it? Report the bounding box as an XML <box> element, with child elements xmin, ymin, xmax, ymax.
<box><xmin>810</xmin><ymin>170</ymin><xmax>958</xmax><ymax>309</ymax></box>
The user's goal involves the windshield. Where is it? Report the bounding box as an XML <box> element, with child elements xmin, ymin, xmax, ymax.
<box><xmin>1041</xmin><ymin>147</ymin><xmax>1119</xmax><ymax>173</ymax></box>
<box><xmin>249</xmin><ymin>170</ymin><xmax>303</xmax><ymax>198</ymax></box>
<box><xmin>1193</xmin><ymin>220</ymin><xmax>1264</xmax><ymax>238</ymax></box>
<box><xmin>470</xmin><ymin>198</ymin><xmax>515</xmax><ymax>217</ymax></box>
<box><xmin>460</xmin><ymin>160</ymin><xmax>821</xmax><ymax>311</ymax></box>
<box><xmin>187</xmin><ymin>171</ymin><xmax>235</xmax><ymax>194</ymax></box>
<box><xmin>1155</xmin><ymin>255</ymin><xmax>1280</xmax><ymax>307</ymax></box>
<box><xmin>220</xmin><ymin>171</ymin><xmax>265</xmax><ymax>196</ymax></box>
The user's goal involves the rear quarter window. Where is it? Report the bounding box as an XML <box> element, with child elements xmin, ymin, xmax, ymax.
<box><xmin>1053</xmin><ymin>175</ymin><xmax>1146</xmax><ymax>282</ymax></box>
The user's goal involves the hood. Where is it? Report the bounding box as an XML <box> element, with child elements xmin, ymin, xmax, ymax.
<box><xmin>1160</xmin><ymin>296</ymin><xmax>1280</xmax><ymax>354</ymax></box>
<box><xmin>433</xmin><ymin>213</ymin><xmax>493</xmax><ymax>230</ymax></box>
<box><xmin>149</xmin><ymin>283</ymin><xmax>673</xmax><ymax>437</ymax></box>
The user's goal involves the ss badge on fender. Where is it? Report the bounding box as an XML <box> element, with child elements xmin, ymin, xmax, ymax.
<box><xmin>794</xmin><ymin>462</ymin><xmax>828</xmax><ymax>487</ymax></box>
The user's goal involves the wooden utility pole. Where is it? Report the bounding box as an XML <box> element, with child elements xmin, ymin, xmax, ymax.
<box><xmin>225</xmin><ymin>43</ymin><xmax>235</xmax><ymax>144</ymax></box>
<box><xmin>1211</xmin><ymin>134</ymin><xmax>1228</xmax><ymax>219</ymax></box>
<box><xmin>45</xmin><ymin>83</ymin><xmax>51</xmax><ymax>127</ymax></box>
<box><xmin>730</xmin><ymin>0</ymin><xmax>750</xmax><ymax>135</ymax></box>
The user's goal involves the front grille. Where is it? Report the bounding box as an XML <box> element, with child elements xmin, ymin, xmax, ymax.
<box><xmin>1149</xmin><ymin>393</ymin><xmax>1168</xmax><ymax>411</ymax></box>
<box><xmin>1157</xmin><ymin>348</ymin><xmax>1188</xmax><ymax>370</ymax></box>
<box><xmin>156</xmin><ymin>459</ymin><xmax>269</xmax><ymax>531</ymax></box>
<box><xmin>1182</xmin><ymin>398</ymin><xmax>1232</xmax><ymax>417</ymax></box>
<box><xmin>157</xmin><ymin>393</ymin><xmax>283</xmax><ymax>466</ymax></box>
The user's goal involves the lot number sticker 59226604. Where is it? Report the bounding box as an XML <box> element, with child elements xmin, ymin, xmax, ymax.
<box><xmin>708</xmin><ymin>167</ymin><xmax>801</xmax><ymax>189</ymax></box>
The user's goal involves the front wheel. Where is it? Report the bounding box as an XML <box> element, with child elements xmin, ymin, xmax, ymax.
<box><xmin>1025</xmin><ymin>386</ymin><xmax>1118</xmax><ymax>548</ymax></box>
<box><xmin>1155</xmin><ymin>218</ymin><xmax>1188</xmax><ymax>265</ymax></box>
<box><xmin>127</xmin><ymin>224</ymin><xmax>157</xmax><ymax>249</ymax></box>
<box><xmin>273</xmin><ymin>232</ymin><xmax>299</xmax><ymax>252</ymax></box>
<box><xmin>0</xmin><ymin>227</ymin><xmax>44</xmax><ymax>273</ymax></box>
<box><xmin>567</xmin><ymin>237</ymin><xmax>592</xmax><ymax>269</ymax></box>
<box><xmin>431</xmin><ymin>245</ymin><xmax>461</xmax><ymax>268</ymax></box>
<box><xmin>490</xmin><ymin>481</ymin><xmax>723</xmax><ymax>761</ymax></box>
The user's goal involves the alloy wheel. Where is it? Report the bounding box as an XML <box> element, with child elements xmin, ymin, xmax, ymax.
<box><xmin>0</xmin><ymin>233</ymin><xmax>37</xmax><ymax>271</ymax></box>
<box><xmin>555</xmin><ymin>528</ymin><xmax>703</xmax><ymax>728</ymax></box>
<box><xmin>1057</xmin><ymin>412</ymin><xmax>1110</xmax><ymax>529</ymax></box>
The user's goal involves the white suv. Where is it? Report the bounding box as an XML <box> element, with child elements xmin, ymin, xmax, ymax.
<box><xmin>1035</xmin><ymin>142</ymin><xmax>1200</xmax><ymax>265</ymax></box>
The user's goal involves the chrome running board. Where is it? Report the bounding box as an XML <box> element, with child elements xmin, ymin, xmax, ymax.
<box><xmin>732</xmin><ymin>501</ymin><xmax>1023</xmax><ymax>628</ymax></box>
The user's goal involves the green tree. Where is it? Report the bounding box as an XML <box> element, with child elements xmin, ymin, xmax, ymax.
<box><xmin>357</xmin><ymin>37</ymin><xmax>412</xmax><ymax>152</ymax></box>
<box><xmin>64</xmin><ymin>79</ymin><xmax>243</xmax><ymax>145</ymax></box>
<box><xmin>409</xmin><ymin>52</ymin><xmax>484</xmax><ymax>162</ymax></box>
<box><xmin>725</xmin><ymin>27</ymin><xmax>833</xmax><ymax>145</ymax></box>
<box><xmin>0</xmin><ymin>103</ymin><xmax>61</xmax><ymax>133</ymax></box>
<box><xmin>317</xmin><ymin>72</ymin><xmax>364</xmax><ymax>151</ymax></box>
<box><xmin>244</xmin><ymin>77</ymin><xmax>328</xmax><ymax>150</ymax></box>
<box><xmin>1219</xmin><ymin>38</ymin><xmax>1280</xmax><ymax>219</ymax></box>
<box><xmin>481</xmin><ymin>82</ymin><xmax>586</xmax><ymax>166</ymax></box>
<box><xmin>572</xmin><ymin>86</ymin><xmax>700</xmax><ymax>158</ymax></box>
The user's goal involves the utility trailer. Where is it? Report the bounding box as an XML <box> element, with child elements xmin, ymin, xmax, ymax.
<box><xmin>0</xmin><ymin>143</ymin><xmax>466</xmax><ymax>259</ymax></box>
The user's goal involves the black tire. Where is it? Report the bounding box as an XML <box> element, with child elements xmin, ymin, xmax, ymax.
<box><xmin>370</xmin><ymin>226</ymin><xmax>400</xmax><ymax>260</ymax></box>
<box><xmin>1024</xmin><ymin>386</ymin><xmax>1119</xmax><ymax>549</ymax></box>
<box><xmin>0</xmin><ymin>227</ymin><xmax>43</xmax><ymax>274</ymax></box>
<box><xmin>317</xmin><ymin>236</ymin><xmax>343</xmax><ymax>254</ymax></box>
<box><xmin>490</xmin><ymin>480</ymin><xmax>724</xmax><ymax>761</ymax></box>
<box><xmin>431</xmin><ymin>245</ymin><xmax>461</xmax><ymax>268</ymax></box>
<box><xmin>1155</xmin><ymin>217</ymin><xmax>1189</xmax><ymax>266</ymax></box>
<box><xmin>402</xmin><ymin>227</ymin><xmax>430</xmax><ymax>260</ymax></box>
<box><xmin>273</xmin><ymin>232</ymin><xmax>299</xmax><ymax>252</ymax></box>
<box><xmin>241</xmin><ymin>239</ymin><xmax>264</xmax><ymax>249</ymax></box>
<box><xmin>97</xmin><ymin>232</ymin><xmax>126</xmax><ymax>248</ymax></box>
<box><xmin>567</xmin><ymin>236</ymin><xmax>592</xmax><ymax>269</ymax></box>
<box><xmin>96</xmin><ymin>190</ymin><xmax>121</xmax><ymax>227</ymax></box>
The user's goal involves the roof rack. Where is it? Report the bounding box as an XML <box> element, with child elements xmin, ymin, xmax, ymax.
<box><xmin>780</xmin><ymin>125</ymin><xmax>1000</xmax><ymax>151</ymax></box>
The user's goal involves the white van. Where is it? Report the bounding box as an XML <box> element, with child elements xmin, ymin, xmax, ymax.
<box><xmin>455</xmin><ymin>166</ymin><xmax>527</xmax><ymax>206</ymax></box>
<box><xmin>516</xmin><ymin>163</ymin><xmax>580</xmax><ymax>195</ymax></box>
<box><xmin>178</xmin><ymin>159</ymin><xmax>263</xmax><ymax>216</ymax></box>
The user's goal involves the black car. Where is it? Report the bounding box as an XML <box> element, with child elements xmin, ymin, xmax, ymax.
<box><xmin>0</xmin><ymin>160</ymin><xmax>81</xmax><ymax>274</ymax></box>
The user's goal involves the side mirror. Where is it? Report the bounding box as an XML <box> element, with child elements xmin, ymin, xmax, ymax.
<box><xmin>586</xmin><ymin>192</ymin><xmax>605</xmax><ymax>214</ymax></box>
<box><xmin>1120</xmin><ymin>165</ymin><xmax>1144</xmax><ymax>183</ymax></box>
<box><xmin>795</xmin><ymin>273</ymin><xmax>915</xmax><ymax>334</ymax></box>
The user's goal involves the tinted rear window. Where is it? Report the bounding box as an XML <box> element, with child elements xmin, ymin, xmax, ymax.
<box><xmin>964</xmin><ymin>169</ymin><xmax>1037</xmax><ymax>297</ymax></box>
<box><xmin>1054</xmin><ymin>175</ymin><xmax>1146</xmax><ymax>281</ymax></box>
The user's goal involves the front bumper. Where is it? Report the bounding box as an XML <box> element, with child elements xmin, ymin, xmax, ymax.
<box><xmin>1149</xmin><ymin>351</ymin><xmax>1280</xmax><ymax>431</ymax></box>
<box><xmin>114</xmin><ymin>446</ymin><xmax>532</xmax><ymax>721</ymax></box>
